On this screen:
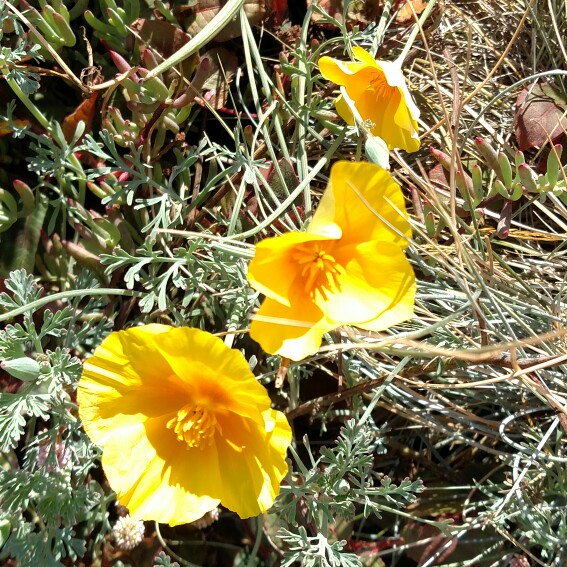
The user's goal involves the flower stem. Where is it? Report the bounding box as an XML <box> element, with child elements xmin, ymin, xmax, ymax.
<box><xmin>248</xmin><ymin>516</ymin><xmax>263</xmax><ymax>564</ymax></box>
<box><xmin>0</xmin><ymin>288</ymin><xmax>143</xmax><ymax>323</ymax></box>
<box><xmin>3</xmin><ymin>73</ymin><xmax>50</xmax><ymax>131</ymax></box>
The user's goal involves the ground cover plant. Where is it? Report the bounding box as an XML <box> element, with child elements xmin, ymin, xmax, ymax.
<box><xmin>1</xmin><ymin>0</ymin><xmax>567</xmax><ymax>565</ymax></box>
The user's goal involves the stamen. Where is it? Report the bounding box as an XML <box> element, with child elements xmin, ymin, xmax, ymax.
<box><xmin>292</xmin><ymin>242</ymin><xmax>345</xmax><ymax>299</ymax></box>
<box><xmin>371</xmin><ymin>72</ymin><xmax>391</xmax><ymax>98</ymax></box>
<box><xmin>167</xmin><ymin>403</ymin><xmax>219</xmax><ymax>450</ymax></box>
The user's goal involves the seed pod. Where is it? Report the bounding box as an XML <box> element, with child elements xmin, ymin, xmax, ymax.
<box><xmin>1</xmin><ymin>357</ymin><xmax>41</xmax><ymax>382</ymax></box>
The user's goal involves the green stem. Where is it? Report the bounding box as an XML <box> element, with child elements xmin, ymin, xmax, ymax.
<box><xmin>67</xmin><ymin>152</ymin><xmax>87</xmax><ymax>205</ymax></box>
<box><xmin>288</xmin><ymin>367</ymin><xmax>300</xmax><ymax>410</ymax></box>
<box><xmin>295</xmin><ymin>2</ymin><xmax>316</xmax><ymax>215</ymax></box>
<box><xmin>358</xmin><ymin>361</ymin><xmax>408</xmax><ymax>426</ymax></box>
<box><xmin>4</xmin><ymin>73</ymin><xmax>50</xmax><ymax>131</ymax></box>
<box><xmin>0</xmin><ymin>288</ymin><xmax>143</xmax><ymax>323</ymax></box>
<box><xmin>33</xmin><ymin>335</ymin><xmax>43</xmax><ymax>355</ymax></box>
<box><xmin>247</xmin><ymin>516</ymin><xmax>263</xmax><ymax>566</ymax></box>
<box><xmin>373</xmin><ymin>502</ymin><xmax>454</xmax><ymax>535</ymax></box>
<box><xmin>355</xmin><ymin>135</ymin><xmax>363</xmax><ymax>161</ymax></box>
<box><xmin>371</xmin><ymin>0</ymin><xmax>395</xmax><ymax>55</ymax></box>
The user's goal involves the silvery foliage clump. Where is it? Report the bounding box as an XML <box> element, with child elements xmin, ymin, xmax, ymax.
<box><xmin>0</xmin><ymin>270</ymin><xmax>112</xmax><ymax>565</ymax></box>
<box><xmin>273</xmin><ymin>419</ymin><xmax>426</xmax><ymax>567</ymax></box>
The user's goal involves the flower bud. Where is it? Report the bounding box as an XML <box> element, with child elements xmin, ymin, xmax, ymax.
<box><xmin>1</xmin><ymin>357</ymin><xmax>41</xmax><ymax>382</ymax></box>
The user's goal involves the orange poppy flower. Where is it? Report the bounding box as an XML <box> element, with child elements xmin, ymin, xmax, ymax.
<box><xmin>319</xmin><ymin>47</ymin><xmax>420</xmax><ymax>152</ymax></box>
<box><xmin>247</xmin><ymin>161</ymin><xmax>415</xmax><ymax>361</ymax></box>
<box><xmin>77</xmin><ymin>324</ymin><xmax>292</xmax><ymax>526</ymax></box>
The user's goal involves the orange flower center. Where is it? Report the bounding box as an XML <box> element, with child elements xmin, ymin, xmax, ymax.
<box><xmin>292</xmin><ymin>241</ymin><xmax>345</xmax><ymax>299</ymax></box>
<box><xmin>370</xmin><ymin>72</ymin><xmax>392</xmax><ymax>99</ymax></box>
<box><xmin>167</xmin><ymin>403</ymin><xmax>219</xmax><ymax>450</ymax></box>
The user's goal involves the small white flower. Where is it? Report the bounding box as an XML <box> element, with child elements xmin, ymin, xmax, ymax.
<box><xmin>112</xmin><ymin>515</ymin><xmax>145</xmax><ymax>550</ymax></box>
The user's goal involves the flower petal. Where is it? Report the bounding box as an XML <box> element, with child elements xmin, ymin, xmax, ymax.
<box><xmin>368</xmin><ymin>87</ymin><xmax>419</xmax><ymax>152</ymax></box>
<box><xmin>341</xmin><ymin>66</ymin><xmax>381</xmax><ymax>102</ymax></box>
<box><xmin>351</xmin><ymin>46</ymin><xmax>378</xmax><ymax>65</ymax></box>
<box><xmin>249</xmin><ymin>294</ymin><xmax>334</xmax><ymax>361</ymax></box>
<box><xmin>77</xmin><ymin>383</ymin><xmax>181</xmax><ymax>448</ymax></box>
<box><xmin>375</xmin><ymin>59</ymin><xmax>420</xmax><ymax>120</ymax></box>
<box><xmin>77</xmin><ymin>326</ymin><xmax>186</xmax><ymax>446</ymax></box>
<box><xmin>335</xmin><ymin>92</ymin><xmax>355</xmax><ymax>126</ymax></box>
<box><xmin>78</xmin><ymin>325</ymin><xmax>293</xmax><ymax>525</ymax></box>
<box><xmin>318</xmin><ymin>55</ymin><xmax>367</xmax><ymax>85</ymax></box>
<box><xmin>344</xmin><ymin>77</ymin><xmax>420</xmax><ymax>152</ymax></box>
<box><xmin>317</xmin><ymin>241</ymin><xmax>415</xmax><ymax>328</ymax></box>
<box><xmin>392</xmin><ymin>98</ymin><xmax>420</xmax><ymax>153</ymax></box>
<box><xmin>109</xmin><ymin>416</ymin><xmax>221</xmax><ymax>525</ymax></box>
<box><xmin>308</xmin><ymin>161</ymin><xmax>411</xmax><ymax>248</ymax></box>
<box><xmin>214</xmin><ymin>410</ymin><xmax>291</xmax><ymax>518</ymax></box>
<box><xmin>320</xmin><ymin>47</ymin><xmax>420</xmax><ymax>152</ymax></box>
<box><xmin>352</xmin><ymin>83</ymin><xmax>395</xmax><ymax>133</ymax></box>
<box><xmin>84</xmin><ymin>324</ymin><xmax>173</xmax><ymax>387</ymax></box>
<box><xmin>248</xmin><ymin>231</ymin><xmax>340</xmax><ymax>306</ymax></box>
<box><xmin>98</xmin><ymin>419</ymin><xmax>161</xmax><ymax>498</ymax></box>
<box><xmin>151</xmin><ymin>327</ymin><xmax>273</xmax><ymax>424</ymax></box>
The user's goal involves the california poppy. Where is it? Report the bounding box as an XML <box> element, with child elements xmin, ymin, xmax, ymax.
<box><xmin>319</xmin><ymin>47</ymin><xmax>420</xmax><ymax>152</ymax></box>
<box><xmin>248</xmin><ymin>161</ymin><xmax>415</xmax><ymax>361</ymax></box>
<box><xmin>77</xmin><ymin>324</ymin><xmax>292</xmax><ymax>526</ymax></box>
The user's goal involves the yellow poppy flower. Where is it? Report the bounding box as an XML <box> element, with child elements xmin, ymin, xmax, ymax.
<box><xmin>247</xmin><ymin>161</ymin><xmax>415</xmax><ymax>361</ymax></box>
<box><xmin>318</xmin><ymin>46</ymin><xmax>420</xmax><ymax>152</ymax></box>
<box><xmin>77</xmin><ymin>324</ymin><xmax>292</xmax><ymax>526</ymax></box>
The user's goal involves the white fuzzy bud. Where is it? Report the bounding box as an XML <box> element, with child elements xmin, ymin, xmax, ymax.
<box><xmin>112</xmin><ymin>515</ymin><xmax>145</xmax><ymax>550</ymax></box>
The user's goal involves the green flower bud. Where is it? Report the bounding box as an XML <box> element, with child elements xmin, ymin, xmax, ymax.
<box><xmin>1</xmin><ymin>357</ymin><xmax>41</xmax><ymax>382</ymax></box>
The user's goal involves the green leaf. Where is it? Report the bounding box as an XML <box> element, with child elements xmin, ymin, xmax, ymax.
<box><xmin>0</xmin><ymin>394</ymin><xmax>50</xmax><ymax>452</ymax></box>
